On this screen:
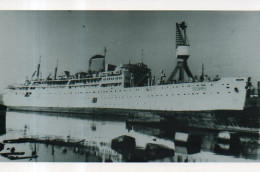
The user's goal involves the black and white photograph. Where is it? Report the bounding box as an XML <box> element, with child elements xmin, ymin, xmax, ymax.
<box><xmin>0</xmin><ymin>10</ymin><xmax>259</xmax><ymax>165</ymax></box>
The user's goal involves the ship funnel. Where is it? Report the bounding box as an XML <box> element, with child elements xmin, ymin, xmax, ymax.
<box><xmin>166</xmin><ymin>22</ymin><xmax>194</xmax><ymax>84</ymax></box>
<box><xmin>89</xmin><ymin>55</ymin><xmax>105</xmax><ymax>73</ymax></box>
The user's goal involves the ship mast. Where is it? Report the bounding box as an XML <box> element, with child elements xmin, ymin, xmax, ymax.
<box><xmin>104</xmin><ymin>46</ymin><xmax>107</xmax><ymax>57</ymax></box>
<box><xmin>54</xmin><ymin>59</ymin><xmax>58</xmax><ymax>80</ymax></box>
<box><xmin>166</xmin><ymin>22</ymin><xmax>194</xmax><ymax>84</ymax></box>
<box><xmin>141</xmin><ymin>49</ymin><xmax>144</xmax><ymax>63</ymax></box>
<box><xmin>36</xmin><ymin>56</ymin><xmax>41</xmax><ymax>80</ymax></box>
<box><xmin>200</xmin><ymin>63</ymin><xmax>204</xmax><ymax>82</ymax></box>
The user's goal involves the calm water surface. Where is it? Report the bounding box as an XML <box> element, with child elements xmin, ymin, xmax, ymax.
<box><xmin>0</xmin><ymin>110</ymin><xmax>259</xmax><ymax>162</ymax></box>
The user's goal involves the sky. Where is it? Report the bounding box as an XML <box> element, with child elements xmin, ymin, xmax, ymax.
<box><xmin>0</xmin><ymin>11</ymin><xmax>260</xmax><ymax>91</ymax></box>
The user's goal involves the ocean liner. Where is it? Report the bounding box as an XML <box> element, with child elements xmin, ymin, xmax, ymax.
<box><xmin>2</xmin><ymin>22</ymin><xmax>256</xmax><ymax>116</ymax></box>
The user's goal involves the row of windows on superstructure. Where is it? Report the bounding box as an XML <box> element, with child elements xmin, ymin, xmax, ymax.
<box><xmin>15</xmin><ymin>82</ymin><xmax>231</xmax><ymax>91</ymax></box>
<box><xmin>101</xmin><ymin>83</ymin><xmax>122</xmax><ymax>87</ymax></box>
<box><xmin>99</xmin><ymin>82</ymin><xmax>227</xmax><ymax>92</ymax></box>
<box><xmin>14</xmin><ymin>83</ymin><xmax>233</xmax><ymax>95</ymax></box>
<box><xmin>16</xmin><ymin>84</ymin><xmax>102</xmax><ymax>90</ymax></box>
<box><xmin>14</xmin><ymin>84</ymin><xmax>235</xmax><ymax>96</ymax></box>
<box><xmin>103</xmin><ymin>77</ymin><xmax>123</xmax><ymax>81</ymax></box>
<box><xmin>16</xmin><ymin>90</ymin><xmax>234</xmax><ymax>97</ymax></box>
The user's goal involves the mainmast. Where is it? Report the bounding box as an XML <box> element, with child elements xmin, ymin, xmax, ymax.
<box><xmin>36</xmin><ymin>56</ymin><xmax>41</xmax><ymax>80</ymax></box>
<box><xmin>104</xmin><ymin>46</ymin><xmax>107</xmax><ymax>57</ymax></box>
<box><xmin>141</xmin><ymin>49</ymin><xmax>144</xmax><ymax>63</ymax></box>
<box><xmin>54</xmin><ymin>59</ymin><xmax>58</xmax><ymax>80</ymax></box>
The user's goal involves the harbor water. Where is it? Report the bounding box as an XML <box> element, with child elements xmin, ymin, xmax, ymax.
<box><xmin>0</xmin><ymin>110</ymin><xmax>259</xmax><ymax>162</ymax></box>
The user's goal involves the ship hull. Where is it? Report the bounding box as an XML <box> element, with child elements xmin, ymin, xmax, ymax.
<box><xmin>3</xmin><ymin>77</ymin><xmax>250</xmax><ymax>115</ymax></box>
<box><xmin>7</xmin><ymin>105</ymin><xmax>259</xmax><ymax>116</ymax></box>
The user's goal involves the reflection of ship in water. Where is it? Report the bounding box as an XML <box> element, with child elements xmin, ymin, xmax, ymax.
<box><xmin>0</xmin><ymin>111</ymin><xmax>6</xmax><ymax>135</ymax></box>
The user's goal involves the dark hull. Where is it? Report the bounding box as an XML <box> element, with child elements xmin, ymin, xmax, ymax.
<box><xmin>7</xmin><ymin>105</ymin><xmax>259</xmax><ymax>116</ymax></box>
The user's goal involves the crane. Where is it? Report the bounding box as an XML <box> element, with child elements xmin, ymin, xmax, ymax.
<box><xmin>166</xmin><ymin>22</ymin><xmax>194</xmax><ymax>84</ymax></box>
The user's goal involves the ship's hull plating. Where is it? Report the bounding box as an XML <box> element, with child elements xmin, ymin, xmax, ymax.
<box><xmin>7</xmin><ymin>106</ymin><xmax>259</xmax><ymax>117</ymax></box>
<box><xmin>3</xmin><ymin>77</ymin><xmax>249</xmax><ymax>115</ymax></box>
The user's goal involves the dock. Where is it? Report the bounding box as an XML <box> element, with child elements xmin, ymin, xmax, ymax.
<box><xmin>126</xmin><ymin>110</ymin><xmax>260</xmax><ymax>136</ymax></box>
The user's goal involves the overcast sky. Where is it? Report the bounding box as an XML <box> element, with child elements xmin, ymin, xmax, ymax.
<box><xmin>0</xmin><ymin>11</ymin><xmax>259</xmax><ymax>91</ymax></box>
